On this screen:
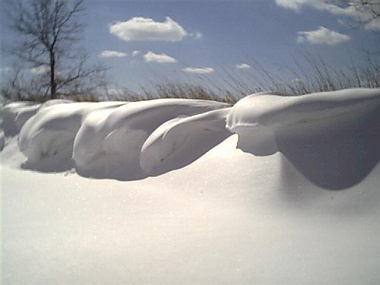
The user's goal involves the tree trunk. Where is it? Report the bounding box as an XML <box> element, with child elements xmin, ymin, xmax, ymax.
<box><xmin>50</xmin><ymin>50</ymin><xmax>57</xmax><ymax>99</ymax></box>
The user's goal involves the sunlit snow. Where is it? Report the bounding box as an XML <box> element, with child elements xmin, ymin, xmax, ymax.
<box><xmin>1</xmin><ymin>88</ymin><xmax>380</xmax><ymax>284</ymax></box>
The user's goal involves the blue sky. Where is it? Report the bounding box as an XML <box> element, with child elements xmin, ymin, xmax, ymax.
<box><xmin>1</xmin><ymin>0</ymin><xmax>380</xmax><ymax>94</ymax></box>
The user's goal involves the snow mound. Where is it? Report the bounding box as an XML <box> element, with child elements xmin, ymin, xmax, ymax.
<box><xmin>1</xmin><ymin>101</ymin><xmax>41</xmax><ymax>136</ymax></box>
<box><xmin>11</xmin><ymin>98</ymin><xmax>228</xmax><ymax>178</ymax></box>
<box><xmin>140</xmin><ymin>108</ymin><xmax>231</xmax><ymax>175</ymax></box>
<box><xmin>72</xmin><ymin>99</ymin><xmax>229</xmax><ymax>179</ymax></box>
<box><xmin>4</xmin><ymin>88</ymin><xmax>380</xmax><ymax>185</ymax></box>
<box><xmin>18</xmin><ymin>101</ymin><xmax>126</xmax><ymax>168</ymax></box>
<box><xmin>227</xmin><ymin>88</ymin><xmax>380</xmax><ymax>189</ymax></box>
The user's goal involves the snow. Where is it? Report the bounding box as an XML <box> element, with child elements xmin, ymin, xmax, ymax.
<box><xmin>18</xmin><ymin>101</ymin><xmax>126</xmax><ymax>165</ymax></box>
<box><xmin>227</xmin><ymin>88</ymin><xmax>380</xmax><ymax>189</ymax></box>
<box><xmin>1</xmin><ymin>101</ymin><xmax>40</xmax><ymax>136</ymax></box>
<box><xmin>72</xmin><ymin>99</ymin><xmax>228</xmax><ymax>179</ymax></box>
<box><xmin>1</xmin><ymin>88</ymin><xmax>380</xmax><ymax>284</ymax></box>
<box><xmin>226</xmin><ymin>88</ymin><xmax>380</xmax><ymax>156</ymax></box>
<box><xmin>140</xmin><ymin>108</ymin><xmax>231</xmax><ymax>175</ymax></box>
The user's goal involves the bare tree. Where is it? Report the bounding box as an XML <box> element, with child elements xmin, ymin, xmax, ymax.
<box><xmin>4</xmin><ymin>0</ymin><xmax>107</xmax><ymax>100</ymax></box>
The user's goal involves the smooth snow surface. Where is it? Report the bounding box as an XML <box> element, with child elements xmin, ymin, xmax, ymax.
<box><xmin>72</xmin><ymin>99</ymin><xmax>228</xmax><ymax>179</ymax></box>
<box><xmin>2</xmin><ymin>101</ymin><xmax>40</xmax><ymax>136</ymax></box>
<box><xmin>1</xmin><ymin>88</ymin><xmax>380</xmax><ymax>285</ymax></box>
<box><xmin>227</xmin><ymin>88</ymin><xmax>380</xmax><ymax>189</ymax></box>
<box><xmin>140</xmin><ymin>108</ymin><xmax>231</xmax><ymax>175</ymax></box>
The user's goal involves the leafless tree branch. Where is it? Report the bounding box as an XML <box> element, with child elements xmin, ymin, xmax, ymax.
<box><xmin>4</xmin><ymin>0</ymin><xmax>106</xmax><ymax>100</ymax></box>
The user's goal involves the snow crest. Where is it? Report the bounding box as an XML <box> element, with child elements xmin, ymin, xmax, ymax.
<box><xmin>227</xmin><ymin>88</ymin><xmax>380</xmax><ymax>189</ymax></box>
<box><xmin>226</xmin><ymin>88</ymin><xmax>380</xmax><ymax>155</ymax></box>
<box><xmin>140</xmin><ymin>108</ymin><xmax>232</xmax><ymax>175</ymax></box>
<box><xmin>18</xmin><ymin>101</ymin><xmax>126</xmax><ymax>164</ymax></box>
<box><xmin>1</xmin><ymin>101</ymin><xmax>41</xmax><ymax>136</ymax></box>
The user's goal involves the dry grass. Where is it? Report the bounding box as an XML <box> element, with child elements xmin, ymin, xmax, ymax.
<box><xmin>2</xmin><ymin>51</ymin><xmax>379</xmax><ymax>103</ymax></box>
<box><xmin>115</xmin><ymin>51</ymin><xmax>380</xmax><ymax>103</ymax></box>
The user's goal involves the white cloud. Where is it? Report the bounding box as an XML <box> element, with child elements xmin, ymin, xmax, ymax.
<box><xmin>195</xmin><ymin>32</ymin><xmax>203</xmax><ymax>39</ymax></box>
<box><xmin>276</xmin><ymin>0</ymin><xmax>348</xmax><ymax>12</ymax></box>
<box><xmin>110</xmin><ymin>17</ymin><xmax>187</xmax><ymax>42</ymax></box>
<box><xmin>318</xmin><ymin>0</ymin><xmax>380</xmax><ymax>24</ymax></box>
<box><xmin>236</xmin><ymin>63</ymin><xmax>251</xmax><ymax>69</ymax></box>
<box><xmin>190</xmin><ymin>31</ymin><xmax>203</xmax><ymax>40</ymax></box>
<box><xmin>144</xmin><ymin>51</ymin><xmax>177</xmax><ymax>63</ymax></box>
<box><xmin>297</xmin><ymin>26</ymin><xmax>350</xmax><ymax>45</ymax></box>
<box><xmin>132</xmin><ymin>50</ymin><xmax>140</xmax><ymax>57</ymax></box>
<box><xmin>182</xmin><ymin>67</ymin><xmax>214</xmax><ymax>74</ymax></box>
<box><xmin>276</xmin><ymin>0</ymin><xmax>380</xmax><ymax>31</ymax></box>
<box><xmin>364</xmin><ymin>18</ymin><xmax>380</xmax><ymax>31</ymax></box>
<box><xmin>29</xmin><ymin>66</ymin><xmax>49</xmax><ymax>74</ymax></box>
<box><xmin>275</xmin><ymin>0</ymin><xmax>310</xmax><ymax>11</ymax></box>
<box><xmin>100</xmin><ymin>50</ymin><xmax>127</xmax><ymax>58</ymax></box>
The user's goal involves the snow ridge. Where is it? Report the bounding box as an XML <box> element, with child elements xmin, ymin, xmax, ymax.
<box><xmin>2</xmin><ymin>98</ymin><xmax>230</xmax><ymax>179</ymax></box>
<box><xmin>1</xmin><ymin>88</ymin><xmax>379</xmax><ymax>185</ymax></box>
<box><xmin>226</xmin><ymin>88</ymin><xmax>380</xmax><ymax>189</ymax></box>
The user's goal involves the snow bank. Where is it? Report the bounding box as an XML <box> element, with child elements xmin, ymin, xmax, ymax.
<box><xmin>140</xmin><ymin>108</ymin><xmax>231</xmax><ymax>175</ymax></box>
<box><xmin>73</xmin><ymin>99</ymin><xmax>229</xmax><ymax>179</ymax></box>
<box><xmin>227</xmin><ymin>88</ymin><xmax>380</xmax><ymax>189</ymax></box>
<box><xmin>18</xmin><ymin>101</ymin><xmax>126</xmax><ymax>166</ymax></box>
<box><xmin>11</xmin><ymin>98</ymin><xmax>229</xmax><ymax>177</ymax></box>
<box><xmin>1</xmin><ymin>101</ymin><xmax>41</xmax><ymax>136</ymax></box>
<box><xmin>3</xmin><ymin>88</ymin><xmax>380</xmax><ymax>184</ymax></box>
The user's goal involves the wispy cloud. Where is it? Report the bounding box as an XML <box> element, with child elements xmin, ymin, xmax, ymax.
<box><xmin>297</xmin><ymin>26</ymin><xmax>350</xmax><ymax>45</ymax></box>
<box><xmin>144</xmin><ymin>51</ymin><xmax>177</xmax><ymax>63</ymax></box>
<box><xmin>132</xmin><ymin>50</ymin><xmax>140</xmax><ymax>57</ymax></box>
<box><xmin>100</xmin><ymin>50</ymin><xmax>127</xmax><ymax>58</ymax></box>
<box><xmin>275</xmin><ymin>0</ymin><xmax>310</xmax><ymax>11</ymax></box>
<box><xmin>190</xmin><ymin>31</ymin><xmax>203</xmax><ymax>40</ymax></box>
<box><xmin>29</xmin><ymin>66</ymin><xmax>49</xmax><ymax>74</ymax></box>
<box><xmin>182</xmin><ymin>67</ymin><xmax>214</xmax><ymax>74</ymax></box>
<box><xmin>364</xmin><ymin>18</ymin><xmax>380</xmax><ymax>31</ymax></box>
<box><xmin>276</xmin><ymin>0</ymin><xmax>380</xmax><ymax>31</ymax></box>
<box><xmin>276</xmin><ymin>0</ymin><xmax>351</xmax><ymax>12</ymax></box>
<box><xmin>236</xmin><ymin>63</ymin><xmax>251</xmax><ymax>69</ymax></box>
<box><xmin>110</xmin><ymin>17</ymin><xmax>188</xmax><ymax>42</ymax></box>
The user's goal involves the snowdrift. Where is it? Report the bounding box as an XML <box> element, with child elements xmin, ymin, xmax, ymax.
<box><xmin>1</xmin><ymin>101</ymin><xmax>40</xmax><ymax>136</ymax></box>
<box><xmin>3</xmin><ymin>88</ymin><xmax>379</xmax><ymax>186</ymax></box>
<box><xmin>227</xmin><ymin>88</ymin><xmax>380</xmax><ymax>189</ymax></box>
<box><xmin>4</xmin><ymin>98</ymin><xmax>229</xmax><ymax>178</ymax></box>
<box><xmin>1</xmin><ymin>88</ymin><xmax>380</xmax><ymax>284</ymax></box>
<box><xmin>139</xmin><ymin>108</ymin><xmax>231</xmax><ymax>175</ymax></box>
